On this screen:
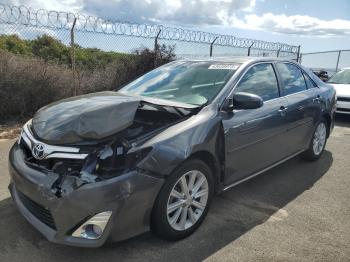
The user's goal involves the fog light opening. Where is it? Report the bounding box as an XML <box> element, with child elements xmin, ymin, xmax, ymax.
<box><xmin>81</xmin><ymin>224</ymin><xmax>103</xmax><ymax>239</ymax></box>
<box><xmin>72</xmin><ymin>211</ymin><xmax>112</xmax><ymax>240</ymax></box>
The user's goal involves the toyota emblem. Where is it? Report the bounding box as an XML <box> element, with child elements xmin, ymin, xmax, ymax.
<box><xmin>32</xmin><ymin>143</ymin><xmax>46</xmax><ymax>160</ymax></box>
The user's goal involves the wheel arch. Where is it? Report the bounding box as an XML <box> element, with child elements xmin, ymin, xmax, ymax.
<box><xmin>188</xmin><ymin>150</ymin><xmax>222</xmax><ymax>193</ymax></box>
<box><xmin>322</xmin><ymin>112</ymin><xmax>332</xmax><ymax>138</ymax></box>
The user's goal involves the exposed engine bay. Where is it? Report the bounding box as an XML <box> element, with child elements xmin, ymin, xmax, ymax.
<box><xmin>19</xmin><ymin>96</ymin><xmax>197</xmax><ymax>198</ymax></box>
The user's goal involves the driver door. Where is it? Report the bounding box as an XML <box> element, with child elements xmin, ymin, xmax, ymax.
<box><xmin>222</xmin><ymin>63</ymin><xmax>290</xmax><ymax>185</ymax></box>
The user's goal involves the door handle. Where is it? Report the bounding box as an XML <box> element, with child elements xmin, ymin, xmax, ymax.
<box><xmin>278</xmin><ymin>106</ymin><xmax>288</xmax><ymax>116</ymax></box>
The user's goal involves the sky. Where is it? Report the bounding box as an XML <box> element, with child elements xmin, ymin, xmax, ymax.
<box><xmin>2</xmin><ymin>0</ymin><xmax>350</xmax><ymax>68</ymax></box>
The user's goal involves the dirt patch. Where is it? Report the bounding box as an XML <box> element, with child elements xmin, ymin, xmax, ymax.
<box><xmin>0</xmin><ymin>122</ymin><xmax>23</xmax><ymax>140</ymax></box>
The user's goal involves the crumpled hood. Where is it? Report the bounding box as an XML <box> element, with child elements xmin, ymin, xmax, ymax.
<box><xmin>329</xmin><ymin>83</ymin><xmax>350</xmax><ymax>97</ymax></box>
<box><xmin>32</xmin><ymin>91</ymin><xmax>140</xmax><ymax>144</ymax></box>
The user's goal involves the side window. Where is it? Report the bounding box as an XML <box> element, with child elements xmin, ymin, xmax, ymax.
<box><xmin>234</xmin><ymin>63</ymin><xmax>279</xmax><ymax>101</ymax></box>
<box><xmin>303</xmin><ymin>73</ymin><xmax>317</xmax><ymax>89</ymax></box>
<box><xmin>276</xmin><ymin>63</ymin><xmax>307</xmax><ymax>95</ymax></box>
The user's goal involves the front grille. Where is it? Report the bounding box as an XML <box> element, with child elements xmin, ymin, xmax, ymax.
<box><xmin>17</xmin><ymin>190</ymin><xmax>57</xmax><ymax>230</ymax></box>
<box><xmin>19</xmin><ymin>139</ymin><xmax>84</xmax><ymax>172</ymax></box>
<box><xmin>337</xmin><ymin>97</ymin><xmax>350</xmax><ymax>102</ymax></box>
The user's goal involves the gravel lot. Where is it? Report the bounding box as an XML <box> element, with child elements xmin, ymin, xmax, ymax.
<box><xmin>0</xmin><ymin>115</ymin><xmax>349</xmax><ymax>262</ymax></box>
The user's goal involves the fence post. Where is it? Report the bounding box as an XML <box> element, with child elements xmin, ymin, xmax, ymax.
<box><xmin>335</xmin><ymin>50</ymin><xmax>341</xmax><ymax>72</ymax></box>
<box><xmin>154</xmin><ymin>29</ymin><xmax>161</xmax><ymax>68</ymax></box>
<box><xmin>296</xmin><ymin>45</ymin><xmax>301</xmax><ymax>62</ymax></box>
<box><xmin>277</xmin><ymin>48</ymin><xmax>281</xmax><ymax>57</ymax></box>
<box><xmin>70</xmin><ymin>18</ymin><xmax>77</xmax><ymax>96</ymax></box>
<box><xmin>210</xmin><ymin>37</ymin><xmax>218</xmax><ymax>57</ymax></box>
<box><xmin>247</xmin><ymin>42</ymin><xmax>255</xmax><ymax>56</ymax></box>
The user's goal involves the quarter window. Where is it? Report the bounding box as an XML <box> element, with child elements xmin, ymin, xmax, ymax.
<box><xmin>276</xmin><ymin>63</ymin><xmax>307</xmax><ymax>95</ymax></box>
<box><xmin>234</xmin><ymin>63</ymin><xmax>279</xmax><ymax>101</ymax></box>
<box><xmin>303</xmin><ymin>73</ymin><xmax>316</xmax><ymax>89</ymax></box>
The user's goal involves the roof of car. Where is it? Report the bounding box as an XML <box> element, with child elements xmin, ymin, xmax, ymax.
<box><xmin>180</xmin><ymin>56</ymin><xmax>296</xmax><ymax>63</ymax></box>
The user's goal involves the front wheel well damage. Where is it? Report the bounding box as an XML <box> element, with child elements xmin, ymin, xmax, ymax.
<box><xmin>187</xmin><ymin>151</ymin><xmax>222</xmax><ymax>193</ymax></box>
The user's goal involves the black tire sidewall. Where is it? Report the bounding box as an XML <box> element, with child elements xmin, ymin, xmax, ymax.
<box><xmin>151</xmin><ymin>159</ymin><xmax>214</xmax><ymax>240</ymax></box>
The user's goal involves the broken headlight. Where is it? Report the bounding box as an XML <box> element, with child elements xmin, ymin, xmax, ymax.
<box><xmin>80</xmin><ymin>142</ymin><xmax>152</xmax><ymax>181</ymax></box>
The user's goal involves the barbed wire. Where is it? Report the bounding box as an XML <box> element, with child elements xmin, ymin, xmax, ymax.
<box><xmin>0</xmin><ymin>4</ymin><xmax>299</xmax><ymax>53</ymax></box>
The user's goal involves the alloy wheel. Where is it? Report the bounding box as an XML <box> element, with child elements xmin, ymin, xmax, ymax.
<box><xmin>166</xmin><ymin>170</ymin><xmax>209</xmax><ymax>231</ymax></box>
<box><xmin>313</xmin><ymin>122</ymin><xmax>327</xmax><ymax>155</ymax></box>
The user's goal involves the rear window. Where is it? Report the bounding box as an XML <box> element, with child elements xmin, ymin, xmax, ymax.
<box><xmin>276</xmin><ymin>63</ymin><xmax>307</xmax><ymax>95</ymax></box>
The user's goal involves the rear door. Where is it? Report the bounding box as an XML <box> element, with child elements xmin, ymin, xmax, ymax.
<box><xmin>275</xmin><ymin>62</ymin><xmax>321</xmax><ymax>152</ymax></box>
<box><xmin>222</xmin><ymin>63</ymin><xmax>290</xmax><ymax>185</ymax></box>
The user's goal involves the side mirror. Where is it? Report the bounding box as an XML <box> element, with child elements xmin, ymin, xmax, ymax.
<box><xmin>225</xmin><ymin>92</ymin><xmax>263</xmax><ymax>111</ymax></box>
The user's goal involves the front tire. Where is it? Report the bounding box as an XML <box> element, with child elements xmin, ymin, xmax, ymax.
<box><xmin>151</xmin><ymin>159</ymin><xmax>214</xmax><ymax>240</ymax></box>
<box><xmin>301</xmin><ymin>118</ymin><xmax>328</xmax><ymax>161</ymax></box>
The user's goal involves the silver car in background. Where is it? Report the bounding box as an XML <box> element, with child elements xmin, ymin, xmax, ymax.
<box><xmin>328</xmin><ymin>68</ymin><xmax>350</xmax><ymax>114</ymax></box>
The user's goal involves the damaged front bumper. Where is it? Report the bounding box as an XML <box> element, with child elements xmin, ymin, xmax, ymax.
<box><xmin>8</xmin><ymin>143</ymin><xmax>164</xmax><ymax>247</ymax></box>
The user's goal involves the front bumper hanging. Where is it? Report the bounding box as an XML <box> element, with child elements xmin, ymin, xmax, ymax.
<box><xmin>8</xmin><ymin>143</ymin><xmax>164</xmax><ymax>247</ymax></box>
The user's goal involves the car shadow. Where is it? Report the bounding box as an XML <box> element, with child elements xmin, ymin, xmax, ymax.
<box><xmin>0</xmin><ymin>151</ymin><xmax>333</xmax><ymax>262</ymax></box>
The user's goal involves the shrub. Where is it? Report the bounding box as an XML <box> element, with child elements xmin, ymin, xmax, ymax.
<box><xmin>0</xmin><ymin>50</ymin><xmax>73</xmax><ymax>121</ymax></box>
<box><xmin>0</xmin><ymin>42</ymin><xmax>176</xmax><ymax>121</ymax></box>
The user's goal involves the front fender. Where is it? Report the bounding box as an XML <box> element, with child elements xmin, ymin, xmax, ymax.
<box><xmin>135</xmin><ymin>108</ymin><xmax>223</xmax><ymax>176</ymax></box>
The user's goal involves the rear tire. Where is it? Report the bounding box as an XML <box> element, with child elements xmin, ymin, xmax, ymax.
<box><xmin>301</xmin><ymin>118</ymin><xmax>328</xmax><ymax>161</ymax></box>
<box><xmin>151</xmin><ymin>159</ymin><xmax>214</xmax><ymax>241</ymax></box>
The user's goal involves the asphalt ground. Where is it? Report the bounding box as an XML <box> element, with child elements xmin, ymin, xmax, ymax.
<box><xmin>0</xmin><ymin>115</ymin><xmax>349</xmax><ymax>262</ymax></box>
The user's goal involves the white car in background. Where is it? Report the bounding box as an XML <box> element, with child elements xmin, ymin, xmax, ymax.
<box><xmin>328</xmin><ymin>68</ymin><xmax>350</xmax><ymax>114</ymax></box>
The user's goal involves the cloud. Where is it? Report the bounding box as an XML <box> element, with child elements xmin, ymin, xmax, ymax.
<box><xmin>81</xmin><ymin>0</ymin><xmax>256</xmax><ymax>25</ymax></box>
<box><xmin>2</xmin><ymin>0</ymin><xmax>82</xmax><ymax>12</ymax></box>
<box><xmin>3</xmin><ymin>0</ymin><xmax>350</xmax><ymax>36</ymax></box>
<box><xmin>225</xmin><ymin>13</ymin><xmax>350</xmax><ymax>36</ymax></box>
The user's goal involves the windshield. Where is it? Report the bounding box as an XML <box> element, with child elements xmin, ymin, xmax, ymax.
<box><xmin>328</xmin><ymin>69</ymin><xmax>350</xmax><ymax>84</ymax></box>
<box><xmin>119</xmin><ymin>61</ymin><xmax>239</xmax><ymax>106</ymax></box>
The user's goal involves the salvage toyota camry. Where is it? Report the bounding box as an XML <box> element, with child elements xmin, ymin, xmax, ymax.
<box><xmin>9</xmin><ymin>57</ymin><xmax>336</xmax><ymax>247</ymax></box>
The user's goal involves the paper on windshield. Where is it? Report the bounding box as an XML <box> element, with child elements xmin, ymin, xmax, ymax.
<box><xmin>208</xmin><ymin>64</ymin><xmax>239</xmax><ymax>70</ymax></box>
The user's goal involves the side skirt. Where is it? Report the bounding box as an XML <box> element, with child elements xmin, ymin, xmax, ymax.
<box><xmin>222</xmin><ymin>150</ymin><xmax>305</xmax><ymax>192</ymax></box>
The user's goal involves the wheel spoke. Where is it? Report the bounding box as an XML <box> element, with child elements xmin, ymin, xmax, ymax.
<box><xmin>192</xmin><ymin>176</ymin><xmax>205</xmax><ymax>195</ymax></box>
<box><xmin>171</xmin><ymin>189</ymin><xmax>183</xmax><ymax>200</ymax></box>
<box><xmin>180</xmin><ymin>176</ymin><xmax>190</xmax><ymax>198</ymax></box>
<box><xmin>192</xmin><ymin>200</ymin><xmax>205</xmax><ymax>210</ymax></box>
<box><xmin>188</xmin><ymin>171</ymin><xmax>197</xmax><ymax>191</ymax></box>
<box><xmin>169</xmin><ymin>207</ymin><xmax>183</xmax><ymax>225</ymax></box>
<box><xmin>193</xmin><ymin>188</ymin><xmax>208</xmax><ymax>199</ymax></box>
<box><xmin>167</xmin><ymin>200</ymin><xmax>184</xmax><ymax>214</ymax></box>
<box><xmin>179</xmin><ymin>206</ymin><xmax>188</xmax><ymax>229</ymax></box>
<box><xmin>188</xmin><ymin>207</ymin><xmax>196</xmax><ymax>224</ymax></box>
<box><xmin>318</xmin><ymin>141</ymin><xmax>323</xmax><ymax>152</ymax></box>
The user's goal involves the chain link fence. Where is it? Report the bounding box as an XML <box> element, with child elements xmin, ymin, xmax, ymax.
<box><xmin>0</xmin><ymin>4</ymin><xmax>300</xmax><ymax>60</ymax></box>
<box><xmin>0</xmin><ymin>4</ymin><xmax>300</xmax><ymax>120</ymax></box>
<box><xmin>300</xmin><ymin>50</ymin><xmax>350</xmax><ymax>77</ymax></box>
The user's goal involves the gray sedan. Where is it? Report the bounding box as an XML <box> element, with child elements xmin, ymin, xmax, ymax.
<box><xmin>8</xmin><ymin>57</ymin><xmax>336</xmax><ymax>247</ymax></box>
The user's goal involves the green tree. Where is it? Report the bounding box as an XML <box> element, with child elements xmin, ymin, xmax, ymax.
<box><xmin>31</xmin><ymin>35</ymin><xmax>69</xmax><ymax>63</ymax></box>
<box><xmin>0</xmin><ymin>35</ymin><xmax>32</xmax><ymax>56</ymax></box>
